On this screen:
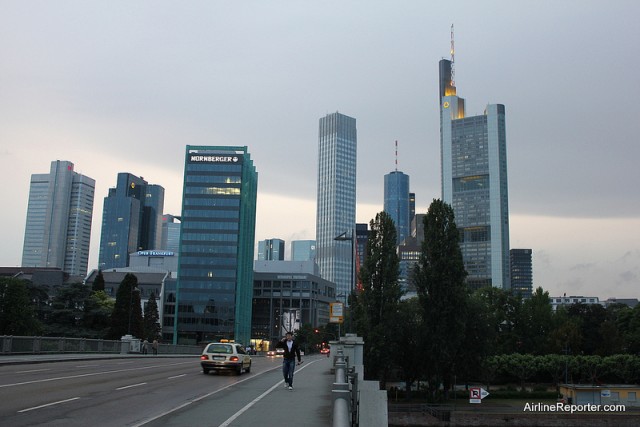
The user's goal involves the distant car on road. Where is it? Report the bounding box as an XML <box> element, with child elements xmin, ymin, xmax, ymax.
<box><xmin>200</xmin><ymin>342</ymin><xmax>251</xmax><ymax>375</ymax></box>
<box><xmin>320</xmin><ymin>348</ymin><xmax>330</xmax><ymax>356</ymax></box>
<box><xmin>276</xmin><ymin>348</ymin><xmax>284</xmax><ymax>357</ymax></box>
<box><xmin>266</xmin><ymin>350</ymin><xmax>276</xmax><ymax>357</ymax></box>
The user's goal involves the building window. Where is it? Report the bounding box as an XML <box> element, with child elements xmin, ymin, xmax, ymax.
<box><xmin>628</xmin><ymin>392</ymin><xmax>636</xmax><ymax>402</ymax></box>
<box><xmin>611</xmin><ymin>391</ymin><xmax>619</xmax><ymax>401</ymax></box>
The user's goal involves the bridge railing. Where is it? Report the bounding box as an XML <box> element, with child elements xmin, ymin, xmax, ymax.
<box><xmin>1</xmin><ymin>335</ymin><xmax>202</xmax><ymax>355</ymax></box>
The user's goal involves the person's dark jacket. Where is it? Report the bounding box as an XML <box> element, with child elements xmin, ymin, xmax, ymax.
<box><xmin>275</xmin><ymin>338</ymin><xmax>302</xmax><ymax>362</ymax></box>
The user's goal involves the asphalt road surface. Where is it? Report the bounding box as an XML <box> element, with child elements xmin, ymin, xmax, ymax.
<box><xmin>0</xmin><ymin>355</ymin><xmax>327</xmax><ymax>427</ymax></box>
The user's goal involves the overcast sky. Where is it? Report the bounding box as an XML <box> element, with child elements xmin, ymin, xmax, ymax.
<box><xmin>1</xmin><ymin>1</ymin><xmax>638</xmax><ymax>299</ymax></box>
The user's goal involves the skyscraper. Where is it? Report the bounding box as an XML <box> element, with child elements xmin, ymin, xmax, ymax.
<box><xmin>257</xmin><ymin>238</ymin><xmax>285</xmax><ymax>261</ymax></box>
<box><xmin>21</xmin><ymin>160</ymin><xmax>95</xmax><ymax>276</ymax></box>
<box><xmin>315</xmin><ymin>112</ymin><xmax>357</xmax><ymax>299</ymax></box>
<box><xmin>98</xmin><ymin>173</ymin><xmax>165</xmax><ymax>270</ymax></box>
<box><xmin>384</xmin><ymin>170</ymin><xmax>410</xmax><ymax>245</ymax></box>
<box><xmin>161</xmin><ymin>214</ymin><xmax>181</xmax><ymax>253</ymax></box>
<box><xmin>291</xmin><ymin>240</ymin><xmax>316</xmax><ymax>262</ymax></box>
<box><xmin>173</xmin><ymin>146</ymin><xmax>257</xmax><ymax>345</ymax></box>
<box><xmin>439</xmin><ymin>58</ymin><xmax>510</xmax><ymax>290</ymax></box>
<box><xmin>510</xmin><ymin>249</ymin><xmax>533</xmax><ymax>298</ymax></box>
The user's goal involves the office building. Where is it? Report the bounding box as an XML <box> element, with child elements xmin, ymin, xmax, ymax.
<box><xmin>409</xmin><ymin>192</ymin><xmax>416</xmax><ymax>226</ymax></box>
<box><xmin>439</xmin><ymin>58</ymin><xmax>510</xmax><ymax>290</ymax></box>
<box><xmin>384</xmin><ymin>170</ymin><xmax>411</xmax><ymax>245</ymax></box>
<box><xmin>257</xmin><ymin>238</ymin><xmax>285</xmax><ymax>261</ymax></box>
<box><xmin>99</xmin><ymin>173</ymin><xmax>165</xmax><ymax>270</ymax></box>
<box><xmin>397</xmin><ymin>214</ymin><xmax>425</xmax><ymax>298</ymax></box>
<box><xmin>291</xmin><ymin>240</ymin><xmax>316</xmax><ymax>262</ymax></box>
<box><xmin>252</xmin><ymin>260</ymin><xmax>335</xmax><ymax>351</ymax></box>
<box><xmin>161</xmin><ymin>214</ymin><xmax>181</xmax><ymax>253</ymax></box>
<box><xmin>315</xmin><ymin>112</ymin><xmax>357</xmax><ymax>299</ymax></box>
<box><xmin>171</xmin><ymin>146</ymin><xmax>257</xmax><ymax>345</ymax></box>
<box><xmin>21</xmin><ymin>160</ymin><xmax>95</xmax><ymax>276</ymax></box>
<box><xmin>510</xmin><ymin>249</ymin><xmax>533</xmax><ymax>298</ymax></box>
<box><xmin>355</xmin><ymin>223</ymin><xmax>369</xmax><ymax>279</ymax></box>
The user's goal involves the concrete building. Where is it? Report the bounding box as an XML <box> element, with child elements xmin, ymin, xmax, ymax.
<box><xmin>99</xmin><ymin>173</ymin><xmax>165</xmax><ymax>270</ymax></box>
<box><xmin>170</xmin><ymin>146</ymin><xmax>257</xmax><ymax>345</ymax></box>
<box><xmin>21</xmin><ymin>160</ymin><xmax>95</xmax><ymax>276</ymax></box>
<box><xmin>251</xmin><ymin>260</ymin><xmax>335</xmax><ymax>351</ymax></box>
<box><xmin>439</xmin><ymin>58</ymin><xmax>510</xmax><ymax>290</ymax></box>
<box><xmin>315</xmin><ymin>112</ymin><xmax>357</xmax><ymax>299</ymax></box>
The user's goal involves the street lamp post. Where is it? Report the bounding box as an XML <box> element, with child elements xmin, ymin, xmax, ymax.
<box><xmin>334</xmin><ymin>229</ymin><xmax>355</xmax><ymax>332</ymax></box>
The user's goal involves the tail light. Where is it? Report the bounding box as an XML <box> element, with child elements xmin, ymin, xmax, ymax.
<box><xmin>200</xmin><ymin>355</ymin><xmax>208</xmax><ymax>360</ymax></box>
<box><xmin>230</xmin><ymin>356</ymin><xmax>239</xmax><ymax>362</ymax></box>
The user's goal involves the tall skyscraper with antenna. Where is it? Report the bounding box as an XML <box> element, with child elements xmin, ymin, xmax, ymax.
<box><xmin>384</xmin><ymin>141</ymin><xmax>410</xmax><ymax>245</ymax></box>
<box><xmin>439</xmin><ymin>27</ymin><xmax>511</xmax><ymax>290</ymax></box>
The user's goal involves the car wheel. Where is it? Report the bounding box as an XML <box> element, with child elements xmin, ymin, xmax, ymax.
<box><xmin>203</xmin><ymin>368</ymin><xmax>210</xmax><ymax>375</ymax></box>
<box><xmin>245</xmin><ymin>362</ymin><xmax>251</xmax><ymax>373</ymax></box>
<box><xmin>236</xmin><ymin>366</ymin><xmax>243</xmax><ymax>375</ymax></box>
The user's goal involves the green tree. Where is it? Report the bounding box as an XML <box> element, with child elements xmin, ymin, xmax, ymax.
<box><xmin>92</xmin><ymin>270</ymin><xmax>105</xmax><ymax>292</ymax></box>
<box><xmin>0</xmin><ymin>277</ymin><xmax>43</xmax><ymax>335</ymax></box>
<box><xmin>354</xmin><ymin>211</ymin><xmax>403</xmax><ymax>384</ymax></box>
<box><xmin>143</xmin><ymin>292</ymin><xmax>162</xmax><ymax>341</ymax></box>
<box><xmin>45</xmin><ymin>282</ymin><xmax>92</xmax><ymax>337</ymax></box>
<box><xmin>413</xmin><ymin>199</ymin><xmax>468</xmax><ymax>400</ymax></box>
<box><xmin>389</xmin><ymin>298</ymin><xmax>424</xmax><ymax>399</ymax></box>
<box><xmin>108</xmin><ymin>273</ymin><xmax>143</xmax><ymax>339</ymax></box>
<box><xmin>83</xmin><ymin>290</ymin><xmax>115</xmax><ymax>338</ymax></box>
<box><xmin>520</xmin><ymin>287</ymin><xmax>554</xmax><ymax>354</ymax></box>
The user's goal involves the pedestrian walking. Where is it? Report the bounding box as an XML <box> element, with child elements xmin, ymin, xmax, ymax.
<box><xmin>275</xmin><ymin>332</ymin><xmax>302</xmax><ymax>390</ymax></box>
<box><xmin>152</xmin><ymin>339</ymin><xmax>158</xmax><ymax>355</ymax></box>
<box><xmin>142</xmin><ymin>339</ymin><xmax>149</xmax><ymax>355</ymax></box>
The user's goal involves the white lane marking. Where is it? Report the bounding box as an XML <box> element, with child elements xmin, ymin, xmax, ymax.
<box><xmin>18</xmin><ymin>397</ymin><xmax>80</xmax><ymax>413</ymax></box>
<box><xmin>217</xmin><ymin>360</ymin><xmax>315</xmax><ymax>427</ymax></box>
<box><xmin>0</xmin><ymin>361</ymin><xmax>194</xmax><ymax>388</ymax></box>
<box><xmin>131</xmin><ymin>364</ymin><xmax>285</xmax><ymax>427</ymax></box>
<box><xmin>75</xmin><ymin>364</ymin><xmax>98</xmax><ymax>368</ymax></box>
<box><xmin>168</xmin><ymin>374</ymin><xmax>187</xmax><ymax>379</ymax></box>
<box><xmin>116</xmin><ymin>382</ymin><xmax>147</xmax><ymax>390</ymax></box>
<box><xmin>15</xmin><ymin>369</ymin><xmax>50</xmax><ymax>374</ymax></box>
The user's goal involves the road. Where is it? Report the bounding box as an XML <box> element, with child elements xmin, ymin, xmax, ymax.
<box><xmin>0</xmin><ymin>355</ymin><xmax>326</xmax><ymax>427</ymax></box>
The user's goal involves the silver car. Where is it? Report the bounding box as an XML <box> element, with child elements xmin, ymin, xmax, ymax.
<box><xmin>200</xmin><ymin>342</ymin><xmax>252</xmax><ymax>375</ymax></box>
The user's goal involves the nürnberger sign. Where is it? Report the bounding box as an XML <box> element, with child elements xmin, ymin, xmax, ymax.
<box><xmin>189</xmin><ymin>155</ymin><xmax>242</xmax><ymax>163</ymax></box>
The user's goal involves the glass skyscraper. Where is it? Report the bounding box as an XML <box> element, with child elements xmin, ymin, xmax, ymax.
<box><xmin>510</xmin><ymin>249</ymin><xmax>533</xmax><ymax>298</ymax></box>
<box><xmin>173</xmin><ymin>146</ymin><xmax>257</xmax><ymax>345</ymax></box>
<box><xmin>439</xmin><ymin>59</ymin><xmax>510</xmax><ymax>290</ymax></box>
<box><xmin>291</xmin><ymin>240</ymin><xmax>316</xmax><ymax>262</ymax></box>
<box><xmin>257</xmin><ymin>238</ymin><xmax>285</xmax><ymax>261</ymax></box>
<box><xmin>21</xmin><ymin>160</ymin><xmax>95</xmax><ymax>277</ymax></box>
<box><xmin>384</xmin><ymin>170</ymin><xmax>410</xmax><ymax>245</ymax></box>
<box><xmin>315</xmin><ymin>112</ymin><xmax>357</xmax><ymax>299</ymax></box>
<box><xmin>98</xmin><ymin>173</ymin><xmax>165</xmax><ymax>270</ymax></box>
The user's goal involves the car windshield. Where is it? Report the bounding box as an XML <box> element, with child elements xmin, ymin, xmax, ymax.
<box><xmin>207</xmin><ymin>344</ymin><xmax>232</xmax><ymax>354</ymax></box>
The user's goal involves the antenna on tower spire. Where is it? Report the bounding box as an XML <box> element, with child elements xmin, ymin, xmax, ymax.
<box><xmin>450</xmin><ymin>24</ymin><xmax>455</xmax><ymax>88</ymax></box>
<box><xmin>395</xmin><ymin>140</ymin><xmax>398</xmax><ymax>172</ymax></box>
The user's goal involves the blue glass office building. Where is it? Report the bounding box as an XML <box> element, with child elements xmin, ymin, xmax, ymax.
<box><xmin>99</xmin><ymin>173</ymin><xmax>165</xmax><ymax>270</ymax></box>
<box><xmin>439</xmin><ymin>59</ymin><xmax>510</xmax><ymax>290</ymax></box>
<box><xmin>316</xmin><ymin>112</ymin><xmax>357</xmax><ymax>299</ymax></box>
<box><xmin>384</xmin><ymin>171</ymin><xmax>410</xmax><ymax>245</ymax></box>
<box><xmin>173</xmin><ymin>146</ymin><xmax>257</xmax><ymax>345</ymax></box>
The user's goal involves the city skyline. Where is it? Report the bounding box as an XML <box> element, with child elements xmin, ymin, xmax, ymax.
<box><xmin>1</xmin><ymin>2</ymin><xmax>639</xmax><ymax>299</ymax></box>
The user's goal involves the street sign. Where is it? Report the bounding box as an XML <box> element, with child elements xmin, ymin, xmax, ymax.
<box><xmin>469</xmin><ymin>387</ymin><xmax>489</xmax><ymax>404</ymax></box>
<box><xmin>330</xmin><ymin>302</ymin><xmax>344</xmax><ymax>324</ymax></box>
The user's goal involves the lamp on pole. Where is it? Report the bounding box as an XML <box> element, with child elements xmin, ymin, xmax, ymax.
<box><xmin>334</xmin><ymin>229</ymin><xmax>355</xmax><ymax>331</ymax></box>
